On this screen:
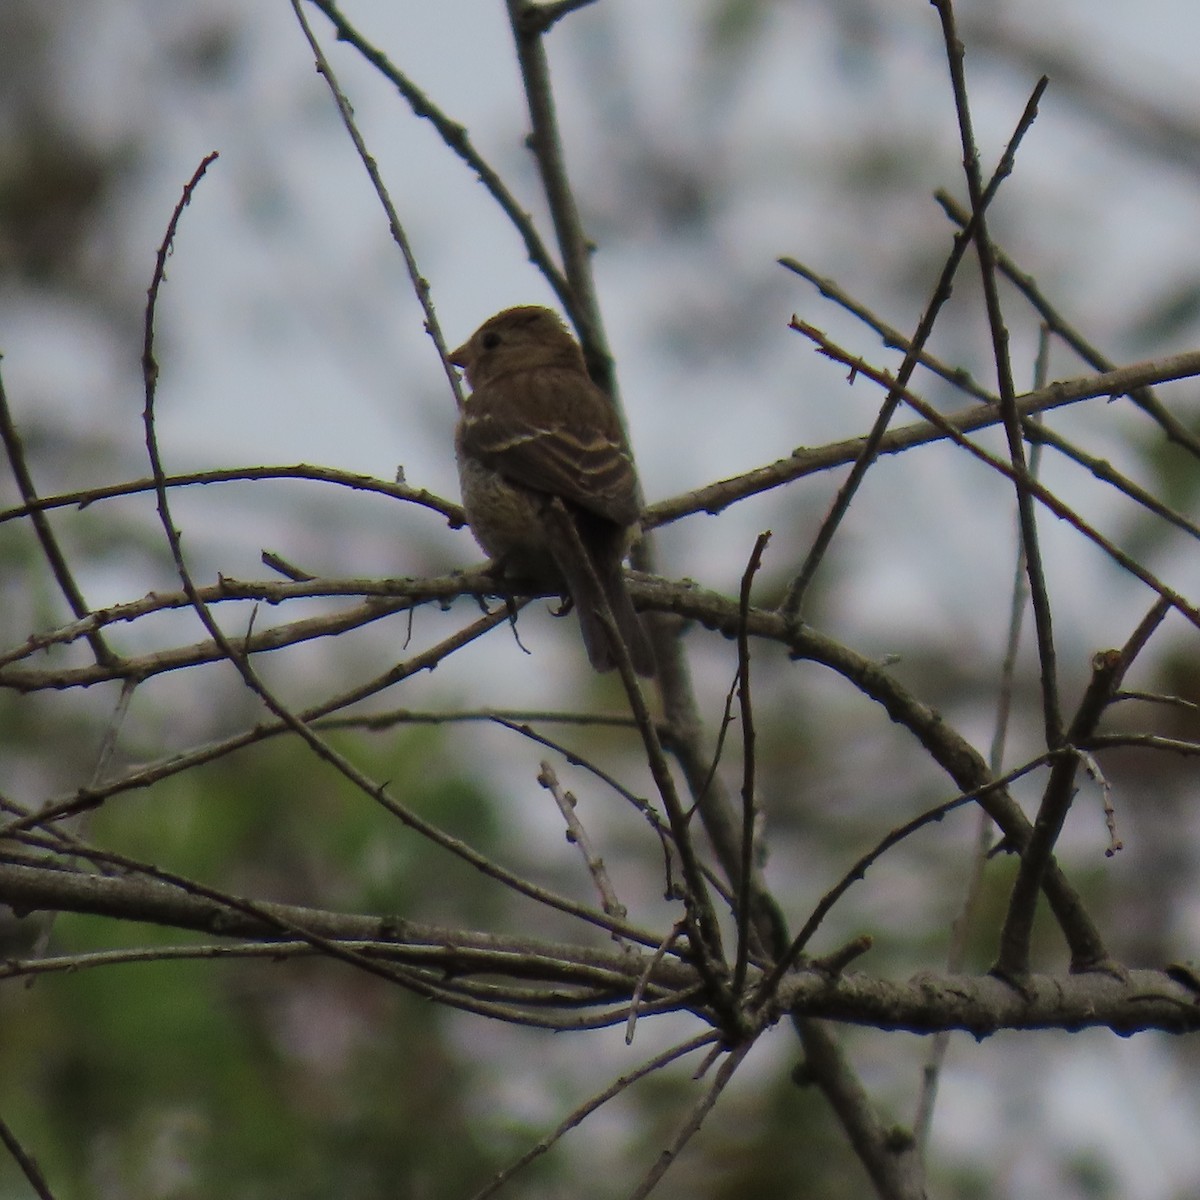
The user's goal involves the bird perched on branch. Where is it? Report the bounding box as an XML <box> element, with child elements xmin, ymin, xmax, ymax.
<box><xmin>449</xmin><ymin>305</ymin><xmax>654</xmax><ymax>676</ymax></box>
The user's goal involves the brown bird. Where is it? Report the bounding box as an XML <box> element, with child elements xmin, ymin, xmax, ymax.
<box><xmin>450</xmin><ymin>305</ymin><xmax>654</xmax><ymax>676</ymax></box>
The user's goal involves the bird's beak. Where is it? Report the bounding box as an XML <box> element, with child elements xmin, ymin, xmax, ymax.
<box><xmin>448</xmin><ymin>342</ymin><xmax>470</xmax><ymax>369</ymax></box>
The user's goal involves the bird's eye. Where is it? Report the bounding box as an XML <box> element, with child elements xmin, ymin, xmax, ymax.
<box><xmin>481</xmin><ymin>331</ymin><xmax>502</xmax><ymax>350</ymax></box>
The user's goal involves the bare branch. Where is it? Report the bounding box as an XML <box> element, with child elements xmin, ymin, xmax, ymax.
<box><xmin>778</xmin><ymin>72</ymin><xmax>1048</xmax><ymax>621</ymax></box>
<box><xmin>0</xmin><ymin>1113</ymin><xmax>57</xmax><ymax>1200</ymax></box>
<box><xmin>0</xmin><ymin>366</ymin><xmax>115</xmax><ymax>667</ymax></box>
<box><xmin>995</xmin><ymin>600</ymin><xmax>1171</xmax><ymax>981</ymax></box>
<box><xmin>787</xmin><ymin>321</ymin><xmax>1200</xmax><ymax>633</ymax></box>
<box><xmin>538</xmin><ymin>760</ymin><xmax>630</xmax><ymax>932</ymax></box>
<box><xmin>936</xmin><ymin>190</ymin><xmax>1200</xmax><ymax>460</ymax></box>
<box><xmin>644</xmin><ymin>350</ymin><xmax>1200</xmax><ymax>529</ymax></box>
<box><xmin>732</xmin><ymin>532</ymin><xmax>770</xmax><ymax>996</ymax></box>
<box><xmin>933</xmin><ymin>0</ymin><xmax>1062</xmax><ymax>747</ymax></box>
<box><xmin>470</xmin><ymin>1031</ymin><xmax>717</xmax><ymax>1200</ymax></box>
<box><xmin>290</xmin><ymin>1</ymin><xmax>464</xmax><ymax>408</ymax></box>
<box><xmin>625</xmin><ymin>1042</ymin><xmax>753</xmax><ymax>1200</ymax></box>
<box><xmin>0</xmin><ymin>463</ymin><xmax>464</xmax><ymax>528</ymax></box>
<box><xmin>306</xmin><ymin>0</ymin><xmax>572</xmax><ymax>310</ymax></box>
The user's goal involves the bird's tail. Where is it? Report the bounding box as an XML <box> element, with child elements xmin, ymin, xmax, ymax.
<box><xmin>583</xmin><ymin>565</ymin><xmax>655</xmax><ymax>677</ymax></box>
<box><xmin>545</xmin><ymin>503</ymin><xmax>655</xmax><ymax>677</ymax></box>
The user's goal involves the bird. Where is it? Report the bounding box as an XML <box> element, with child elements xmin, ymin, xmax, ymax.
<box><xmin>449</xmin><ymin>305</ymin><xmax>655</xmax><ymax>676</ymax></box>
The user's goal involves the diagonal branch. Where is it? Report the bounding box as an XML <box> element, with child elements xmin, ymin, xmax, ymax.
<box><xmin>626</xmin><ymin>1042</ymin><xmax>754</xmax><ymax>1200</ymax></box>
<box><xmin>778</xmin><ymin>73</ymin><xmax>1048</xmax><ymax>621</ymax></box>
<box><xmin>290</xmin><ymin>0</ymin><xmax>464</xmax><ymax>407</ymax></box>
<box><xmin>936</xmin><ymin>189</ymin><xmax>1200</xmax><ymax>460</ymax></box>
<box><xmin>647</xmin><ymin>351</ymin><xmax>1200</xmax><ymax>530</ymax></box>
<box><xmin>778</xmin><ymin>262</ymin><xmax>1200</xmax><ymax>543</ymax></box>
<box><xmin>993</xmin><ymin>597</ymin><xmax>1172</xmax><ymax>982</ymax></box>
<box><xmin>788</xmin><ymin>322</ymin><xmax>1200</xmax><ymax>633</ymax></box>
<box><xmin>733</xmin><ymin>532</ymin><xmax>770</xmax><ymax>995</ymax></box>
<box><xmin>0</xmin><ymin>368</ymin><xmax>115</xmax><ymax>667</ymax></box>
<box><xmin>306</xmin><ymin>0</ymin><xmax>572</xmax><ymax>313</ymax></box>
<box><xmin>505</xmin><ymin>0</ymin><xmax>609</xmax><ymax>382</ymax></box>
<box><xmin>0</xmin><ymin>1113</ymin><xmax>57</xmax><ymax>1200</ymax></box>
<box><xmin>934</xmin><ymin>1</ymin><xmax>1061</xmax><ymax>747</ymax></box>
<box><xmin>469</xmin><ymin>1032</ymin><xmax>717</xmax><ymax>1200</ymax></box>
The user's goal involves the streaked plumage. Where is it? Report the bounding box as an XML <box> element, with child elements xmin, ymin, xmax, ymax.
<box><xmin>450</xmin><ymin>306</ymin><xmax>654</xmax><ymax>676</ymax></box>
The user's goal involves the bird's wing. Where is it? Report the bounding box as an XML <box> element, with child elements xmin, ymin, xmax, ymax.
<box><xmin>459</xmin><ymin>369</ymin><xmax>640</xmax><ymax>527</ymax></box>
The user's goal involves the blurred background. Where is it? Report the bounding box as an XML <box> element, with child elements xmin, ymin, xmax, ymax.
<box><xmin>2</xmin><ymin>1</ymin><xmax>1200</xmax><ymax>1197</ymax></box>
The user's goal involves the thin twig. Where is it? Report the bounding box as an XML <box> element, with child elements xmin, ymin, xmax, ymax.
<box><xmin>1024</xmin><ymin>420</ymin><xmax>1200</xmax><ymax>542</ymax></box>
<box><xmin>290</xmin><ymin>0</ymin><xmax>463</xmax><ymax>407</ymax></box>
<box><xmin>995</xmin><ymin>598</ymin><xmax>1170</xmax><ymax>979</ymax></box>
<box><xmin>625</xmin><ymin>1042</ymin><xmax>753</xmax><ymax>1200</ymax></box>
<box><xmin>645</xmin><ymin>349</ymin><xmax>1200</xmax><ymax>530</ymax></box>
<box><xmin>935</xmin><ymin>2</ymin><xmax>1061</xmax><ymax>747</ymax></box>
<box><xmin>789</xmin><ymin>320</ymin><xmax>1200</xmax><ymax>633</ymax></box>
<box><xmin>538</xmin><ymin>761</ymin><xmax>629</xmax><ymax>930</ymax></box>
<box><xmin>1110</xmin><ymin>689</ymin><xmax>1200</xmax><ymax>714</ymax></box>
<box><xmin>306</xmin><ymin>0</ymin><xmax>571</xmax><ymax>312</ymax></box>
<box><xmin>469</xmin><ymin>1031</ymin><xmax>717</xmax><ymax>1200</ymax></box>
<box><xmin>778</xmin><ymin>256</ymin><xmax>996</xmax><ymax>404</ymax></box>
<box><xmin>1077</xmin><ymin>749</ymin><xmax>1122</xmax><ymax>856</ymax></box>
<box><xmin>0</xmin><ymin>1113</ymin><xmax>57</xmax><ymax>1200</ymax></box>
<box><xmin>0</xmin><ymin>462</ymin><xmax>463</xmax><ymax>528</ymax></box>
<box><xmin>497</xmin><ymin>716</ymin><xmax>746</xmax><ymax>906</ymax></box>
<box><xmin>0</xmin><ymin>367</ymin><xmax>115</xmax><ymax>667</ymax></box>
<box><xmin>733</xmin><ymin>532</ymin><xmax>770</xmax><ymax>996</ymax></box>
<box><xmin>778</xmin><ymin>72</ymin><xmax>1048</xmax><ymax>620</ymax></box>
<box><xmin>627</xmin><ymin>919</ymin><xmax>688</xmax><ymax>1045</ymax></box>
<box><xmin>754</xmin><ymin>752</ymin><xmax>1059</xmax><ymax>1006</ymax></box>
<box><xmin>936</xmin><ymin>189</ymin><xmax>1200</xmax><ymax>461</ymax></box>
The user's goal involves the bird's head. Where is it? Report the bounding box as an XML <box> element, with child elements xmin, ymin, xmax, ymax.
<box><xmin>449</xmin><ymin>306</ymin><xmax>585</xmax><ymax>388</ymax></box>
